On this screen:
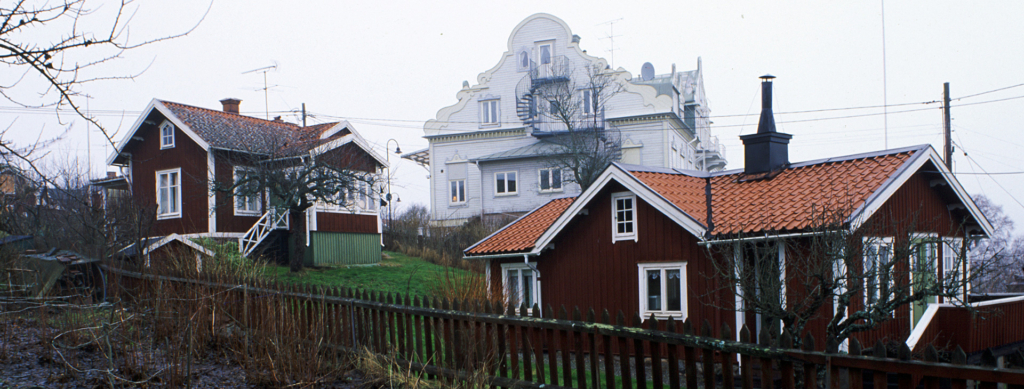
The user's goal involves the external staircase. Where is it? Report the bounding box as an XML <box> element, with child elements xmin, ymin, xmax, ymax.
<box><xmin>239</xmin><ymin>208</ymin><xmax>290</xmax><ymax>257</ymax></box>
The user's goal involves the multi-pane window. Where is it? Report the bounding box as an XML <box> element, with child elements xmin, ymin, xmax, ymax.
<box><xmin>582</xmin><ymin>89</ymin><xmax>597</xmax><ymax>115</ymax></box>
<box><xmin>233</xmin><ymin>167</ymin><xmax>261</xmax><ymax>215</ymax></box>
<box><xmin>450</xmin><ymin>180</ymin><xmax>466</xmax><ymax>204</ymax></box>
<box><xmin>156</xmin><ymin>168</ymin><xmax>181</xmax><ymax>219</ymax></box>
<box><xmin>503</xmin><ymin>263</ymin><xmax>539</xmax><ymax>310</ymax></box>
<box><xmin>911</xmin><ymin>234</ymin><xmax>938</xmax><ymax>275</ymax></box>
<box><xmin>612</xmin><ymin>192</ymin><xmax>636</xmax><ymax>241</ymax></box>
<box><xmin>864</xmin><ymin>237</ymin><xmax>894</xmax><ymax>305</ymax></box>
<box><xmin>495</xmin><ymin>171</ymin><xmax>517</xmax><ymax>195</ymax></box>
<box><xmin>638</xmin><ymin>262</ymin><xmax>686</xmax><ymax>319</ymax></box>
<box><xmin>160</xmin><ymin>122</ymin><xmax>175</xmax><ymax>149</ymax></box>
<box><xmin>943</xmin><ymin>237</ymin><xmax>966</xmax><ymax>291</ymax></box>
<box><xmin>539</xmin><ymin>168</ymin><xmax>562</xmax><ymax>192</ymax></box>
<box><xmin>480</xmin><ymin>99</ymin><xmax>499</xmax><ymax>125</ymax></box>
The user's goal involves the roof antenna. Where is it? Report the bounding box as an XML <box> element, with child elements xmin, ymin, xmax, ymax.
<box><xmin>597</xmin><ymin>18</ymin><xmax>623</xmax><ymax>68</ymax></box>
<box><xmin>243</xmin><ymin>63</ymin><xmax>278</xmax><ymax>119</ymax></box>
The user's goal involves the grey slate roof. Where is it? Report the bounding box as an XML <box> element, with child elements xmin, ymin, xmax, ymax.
<box><xmin>472</xmin><ymin>140</ymin><xmax>564</xmax><ymax>163</ymax></box>
<box><xmin>161</xmin><ymin>101</ymin><xmax>340</xmax><ymax>155</ymax></box>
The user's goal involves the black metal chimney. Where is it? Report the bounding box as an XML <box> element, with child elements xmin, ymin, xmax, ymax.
<box><xmin>740</xmin><ymin>75</ymin><xmax>792</xmax><ymax>175</ymax></box>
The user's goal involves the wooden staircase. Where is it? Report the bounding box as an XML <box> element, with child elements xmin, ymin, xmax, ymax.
<box><xmin>239</xmin><ymin>208</ymin><xmax>289</xmax><ymax>257</ymax></box>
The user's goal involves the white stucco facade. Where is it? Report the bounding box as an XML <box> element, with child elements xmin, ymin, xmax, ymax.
<box><xmin>405</xmin><ymin>13</ymin><xmax>727</xmax><ymax>225</ymax></box>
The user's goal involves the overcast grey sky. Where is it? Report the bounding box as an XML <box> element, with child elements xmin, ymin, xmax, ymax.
<box><xmin>8</xmin><ymin>1</ymin><xmax>1024</xmax><ymax>228</ymax></box>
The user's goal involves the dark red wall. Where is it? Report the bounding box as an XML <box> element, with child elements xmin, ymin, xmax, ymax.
<box><xmin>317</xmin><ymin>212</ymin><xmax>378</xmax><ymax>234</ymax></box>
<box><xmin>490</xmin><ymin>180</ymin><xmax>733</xmax><ymax>336</ymax></box>
<box><xmin>127</xmin><ymin>112</ymin><xmax>209</xmax><ymax>236</ymax></box>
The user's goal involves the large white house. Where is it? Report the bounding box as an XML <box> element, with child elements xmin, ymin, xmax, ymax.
<box><xmin>404</xmin><ymin>13</ymin><xmax>727</xmax><ymax>226</ymax></box>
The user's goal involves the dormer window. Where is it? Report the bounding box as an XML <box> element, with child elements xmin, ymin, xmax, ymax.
<box><xmin>612</xmin><ymin>192</ymin><xmax>637</xmax><ymax>242</ymax></box>
<box><xmin>160</xmin><ymin>121</ymin><xmax>175</xmax><ymax>149</ymax></box>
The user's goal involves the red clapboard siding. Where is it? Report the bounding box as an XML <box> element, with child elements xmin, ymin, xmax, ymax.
<box><xmin>316</xmin><ymin>212</ymin><xmax>378</xmax><ymax>234</ymax></box>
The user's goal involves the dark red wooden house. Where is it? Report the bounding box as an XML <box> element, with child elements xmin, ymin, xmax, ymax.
<box><xmin>104</xmin><ymin>98</ymin><xmax>388</xmax><ymax>266</ymax></box>
<box><xmin>465</xmin><ymin>78</ymin><xmax>1001</xmax><ymax>352</ymax></box>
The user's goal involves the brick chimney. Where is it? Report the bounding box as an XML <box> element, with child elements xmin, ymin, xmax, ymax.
<box><xmin>219</xmin><ymin>98</ymin><xmax>241</xmax><ymax>114</ymax></box>
<box><xmin>740</xmin><ymin>75</ymin><xmax>792</xmax><ymax>175</ymax></box>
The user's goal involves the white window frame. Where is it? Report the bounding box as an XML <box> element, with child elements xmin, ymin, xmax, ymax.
<box><xmin>518</xmin><ymin>51</ymin><xmax>530</xmax><ymax>71</ymax></box>
<box><xmin>863</xmin><ymin>236</ymin><xmax>895</xmax><ymax>306</ymax></box>
<box><xmin>581</xmin><ymin>89</ymin><xmax>596</xmax><ymax>115</ymax></box>
<box><xmin>160</xmin><ymin>121</ymin><xmax>175</xmax><ymax>149</ymax></box>
<box><xmin>502</xmin><ymin>262</ymin><xmax>541</xmax><ymax>311</ymax></box>
<box><xmin>480</xmin><ymin>99</ymin><xmax>500</xmax><ymax>126</ymax></box>
<box><xmin>612</xmin><ymin>192</ymin><xmax>637</xmax><ymax>242</ymax></box>
<box><xmin>538</xmin><ymin>43</ymin><xmax>552</xmax><ymax>65</ymax></box>
<box><xmin>156</xmin><ymin>168</ymin><xmax>182</xmax><ymax>220</ymax></box>
<box><xmin>494</xmin><ymin>171</ymin><xmax>518</xmax><ymax>196</ymax></box>
<box><xmin>449</xmin><ymin>179</ymin><xmax>466</xmax><ymax>204</ymax></box>
<box><xmin>942</xmin><ymin>237</ymin><xmax>967</xmax><ymax>296</ymax></box>
<box><xmin>638</xmin><ymin>262</ymin><xmax>687</xmax><ymax>320</ymax></box>
<box><xmin>538</xmin><ymin>168</ymin><xmax>562</xmax><ymax>193</ymax></box>
<box><xmin>233</xmin><ymin>167</ymin><xmax>262</xmax><ymax>216</ymax></box>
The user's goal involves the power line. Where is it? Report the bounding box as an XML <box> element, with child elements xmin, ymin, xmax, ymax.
<box><xmin>956</xmin><ymin>141</ymin><xmax>1024</xmax><ymax>212</ymax></box>
<box><xmin>954</xmin><ymin>82</ymin><xmax>1024</xmax><ymax>101</ymax></box>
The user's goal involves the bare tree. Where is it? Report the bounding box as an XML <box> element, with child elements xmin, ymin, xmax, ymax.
<box><xmin>213</xmin><ymin>130</ymin><xmax>384</xmax><ymax>272</ymax></box>
<box><xmin>709</xmin><ymin>206</ymin><xmax>989</xmax><ymax>347</ymax></box>
<box><xmin>532</xmin><ymin>63</ymin><xmax>624</xmax><ymax>191</ymax></box>
<box><xmin>969</xmin><ymin>195</ymin><xmax>1024</xmax><ymax>293</ymax></box>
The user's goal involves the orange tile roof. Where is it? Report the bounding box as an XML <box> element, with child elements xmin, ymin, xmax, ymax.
<box><xmin>466</xmin><ymin>148</ymin><xmax>918</xmax><ymax>257</ymax></box>
<box><xmin>632</xmin><ymin>150</ymin><xmax>915</xmax><ymax>235</ymax></box>
<box><xmin>465</xmin><ymin>197</ymin><xmax>576</xmax><ymax>256</ymax></box>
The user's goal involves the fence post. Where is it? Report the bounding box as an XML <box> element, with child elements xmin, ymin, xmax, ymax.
<box><xmin>684</xmin><ymin>319</ymin><xmax>699</xmax><ymax>389</ymax></box>
<box><xmin>702</xmin><ymin>320</ymin><xmax>716</xmax><ymax>389</ymax></box>
<box><xmin>632</xmin><ymin>313</ymin><xmax>646</xmax><ymax>389</ymax></box>
<box><xmin>849</xmin><ymin>338</ymin><xmax>863</xmax><ymax>389</ymax></box>
<box><xmin>951</xmin><ymin>346</ymin><xmax>968</xmax><ymax>389</ymax></box>
<box><xmin>872</xmin><ymin>340</ymin><xmax>888</xmax><ymax>389</ymax></box>
<box><xmin>779</xmin><ymin>329</ymin><xmax>795</xmax><ymax>389</ymax></box>
<box><xmin>741</xmin><ymin>325</ymin><xmax>754</xmax><ymax>389</ymax></box>
<box><xmin>578</xmin><ymin>308</ymin><xmax>591</xmax><ymax>389</ymax></box>
<box><xmin>923</xmin><ymin>345</ymin><xmax>940</xmax><ymax>389</ymax></box>
<box><xmin>760</xmin><ymin>326</ymin><xmax>775</xmax><ymax>389</ymax></box>
<box><xmin>898</xmin><ymin>343</ymin><xmax>914</xmax><ymax>389</ymax></box>
<box><xmin>602</xmin><ymin>310</ymin><xmax>615</xmax><ymax>389</ymax></box>
<box><xmin>802</xmin><ymin>333</ymin><xmax>817</xmax><ymax>389</ymax></box>
<box><xmin>588</xmin><ymin>309</ymin><xmax>599</xmax><ymax>389</ymax></box>
<box><xmin>521</xmin><ymin>304</ymin><xmax>534</xmax><ymax>382</ymax></box>
<box><xmin>722</xmin><ymin>323</ymin><xmax>735</xmax><ymax>389</ymax></box>
<box><xmin>980</xmin><ymin>349</ymin><xmax>999</xmax><ymax>389</ymax></box>
<box><xmin>617</xmin><ymin>311</ymin><xmax>633</xmax><ymax>389</ymax></box>
<box><xmin>667</xmin><ymin>318</ymin><xmax>680</xmax><ymax>389</ymax></box>
<box><xmin>548</xmin><ymin>305</ymin><xmax>561</xmax><ymax>387</ymax></box>
<box><xmin>649</xmin><ymin>315</ymin><xmax>663</xmax><ymax>389</ymax></box>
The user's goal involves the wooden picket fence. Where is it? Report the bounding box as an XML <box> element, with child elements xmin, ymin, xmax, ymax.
<box><xmin>105</xmin><ymin>265</ymin><xmax>1024</xmax><ymax>389</ymax></box>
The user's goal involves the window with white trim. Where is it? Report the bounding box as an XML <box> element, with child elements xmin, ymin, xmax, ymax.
<box><xmin>495</xmin><ymin>171</ymin><xmax>517</xmax><ymax>195</ymax></box>
<box><xmin>450</xmin><ymin>180</ymin><xmax>466</xmax><ymax>204</ymax></box>
<box><xmin>612</xmin><ymin>192</ymin><xmax>636</xmax><ymax>242</ymax></box>
<box><xmin>910</xmin><ymin>233</ymin><xmax>938</xmax><ymax>278</ymax></box>
<box><xmin>518</xmin><ymin>51</ymin><xmax>530</xmax><ymax>71</ymax></box>
<box><xmin>582</xmin><ymin>89</ymin><xmax>597</xmax><ymax>115</ymax></box>
<box><xmin>160</xmin><ymin>121</ymin><xmax>175</xmax><ymax>149</ymax></box>
<box><xmin>638</xmin><ymin>262</ymin><xmax>687</xmax><ymax>319</ymax></box>
<box><xmin>480</xmin><ymin>99</ymin><xmax>500</xmax><ymax>125</ymax></box>
<box><xmin>538</xmin><ymin>44</ymin><xmax>551</xmax><ymax>65</ymax></box>
<box><xmin>943</xmin><ymin>237</ymin><xmax>966</xmax><ymax>291</ymax></box>
<box><xmin>864</xmin><ymin>237</ymin><xmax>894</xmax><ymax>306</ymax></box>
<box><xmin>539</xmin><ymin>168</ymin><xmax>562</xmax><ymax>192</ymax></box>
<box><xmin>156</xmin><ymin>168</ymin><xmax>181</xmax><ymax>219</ymax></box>
<box><xmin>503</xmin><ymin>263</ymin><xmax>540</xmax><ymax>310</ymax></box>
<box><xmin>233</xmin><ymin>167</ymin><xmax>261</xmax><ymax>216</ymax></box>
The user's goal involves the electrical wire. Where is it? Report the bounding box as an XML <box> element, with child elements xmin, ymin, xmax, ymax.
<box><xmin>955</xmin><ymin>141</ymin><xmax>1024</xmax><ymax>212</ymax></box>
<box><xmin>954</xmin><ymin>82</ymin><xmax>1024</xmax><ymax>101</ymax></box>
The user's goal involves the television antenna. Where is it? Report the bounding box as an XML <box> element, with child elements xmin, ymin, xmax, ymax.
<box><xmin>597</xmin><ymin>18</ymin><xmax>623</xmax><ymax>68</ymax></box>
<box><xmin>242</xmin><ymin>63</ymin><xmax>278</xmax><ymax>119</ymax></box>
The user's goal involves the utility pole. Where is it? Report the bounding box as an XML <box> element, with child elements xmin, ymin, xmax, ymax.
<box><xmin>943</xmin><ymin>82</ymin><xmax>952</xmax><ymax>171</ymax></box>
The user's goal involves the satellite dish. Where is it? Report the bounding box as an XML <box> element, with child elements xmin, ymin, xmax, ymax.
<box><xmin>640</xmin><ymin>62</ymin><xmax>655</xmax><ymax>81</ymax></box>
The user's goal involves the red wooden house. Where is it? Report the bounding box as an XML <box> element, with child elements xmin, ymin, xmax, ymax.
<box><xmin>104</xmin><ymin>98</ymin><xmax>388</xmax><ymax>266</ymax></box>
<box><xmin>465</xmin><ymin>78</ymin><xmax>998</xmax><ymax>352</ymax></box>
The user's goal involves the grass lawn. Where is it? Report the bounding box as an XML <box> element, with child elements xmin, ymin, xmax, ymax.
<box><xmin>262</xmin><ymin>251</ymin><xmax>478</xmax><ymax>297</ymax></box>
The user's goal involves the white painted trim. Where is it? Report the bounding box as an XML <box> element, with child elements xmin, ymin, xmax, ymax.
<box><xmin>501</xmin><ymin>261</ymin><xmax>541</xmax><ymax>311</ymax></box>
<box><xmin>734</xmin><ymin>243</ymin><xmax>744</xmax><ymax>342</ymax></box>
<box><xmin>141</xmin><ymin>233</ymin><xmax>215</xmax><ymax>257</ymax></box>
<box><xmin>863</xmin><ymin>236</ymin><xmax>895</xmax><ymax>307</ymax></box>
<box><xmin>637</xmin><ymin>261</ymin><xmax>688</xmax><ymax>321</ymax></box>
<box><xmin>207</xmin><ymin>151</ymin><xmax>217</xmax><ymax>233</ymax></box>
<box><xmin>494</xmin><ymin>170</ymin><xmax>518</xmax><ymax>196</ymax></box>
<box><xmin>155</xmin><ymin>168</ymin><xmax>182</xmax><ymax>220</ymax></box>
<box><xmin>108</xmin><ymin>99</ymin><xmax>211</xmax><ymax>165</ymax></box>
<box><xmin>177</xmin><ymin>232</ymin><xmax>244</xmax><ymax>239</ymax></box>
<box><xmin>533</xmin><ymin>164</ymin><xmax>706</xmax><ymax>257</ymax></box>
<box><xmin>905</xmin><ymin>304</ymin><xmax>940</xmax><ymax>350</ymax></box>
<box><xmin>538</xmin><ymin>167</ymin><xmax>564</xmax><ymax>193</ymax></box>
<box><xmin>232</xmin><ymin>166</ymin><xmax>263</xmax><ymax>216</ymax></box>
<box><xmin>611</xmin><ymin>192</ymin><xmax>638</xmax><ymax>243</ymax></box>
<box><xmin>159</xmin><ymin>120</ymin><xmax>176</xmax><ymax>149</ymax></box>
<box><xmin>848</xmin><ymin>147</ymin><xmax>994</xmax><ymax>237</ymax></box>
<box><xmin>780</xmin><ymin>244</ymin><xmax>787</xmax><ymax>310</ymax></box>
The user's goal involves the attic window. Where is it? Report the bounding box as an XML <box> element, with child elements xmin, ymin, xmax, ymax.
<box><xmin>160</xmin><ymin>121</ymin><xmax>175</xmax><ymax>149</ymax></box>
<box><xmin>612</xmin><ymin>192</ymin><xmax>637</xmax><ymax>242</ymax></box>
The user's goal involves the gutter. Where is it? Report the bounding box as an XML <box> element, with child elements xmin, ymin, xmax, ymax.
<box><xmin>698</xmin><ymin>231</ymin><xmax>825</xmax><ymax>246</ymax></box>
<box><xmin>464</xmin><ymin>251</ymin><xmax>540</xmax><ymax>260</ymax></box>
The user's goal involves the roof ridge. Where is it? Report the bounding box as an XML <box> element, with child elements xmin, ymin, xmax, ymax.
<box><xmin>160</xmin><ymin>99</ymin><xmax>301</xmax><ymax>129</ymax></box>
<box><xmin>709</xmin><ymin>144</ymin><xmax>927</xmax><ymax>177</ymax></box>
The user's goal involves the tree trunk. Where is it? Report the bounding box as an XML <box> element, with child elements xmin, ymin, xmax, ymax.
<box><xmin>289</xmin><ymin>210</ymin><xmax>305</xmax><ymax>272</ymax></box>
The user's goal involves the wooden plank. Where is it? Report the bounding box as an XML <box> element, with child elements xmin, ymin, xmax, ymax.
<box><xmin>577</xmin><ymin>308</ymin><xmax>590</xmax><ymax>389</ymax></box>
<box><xmin>741</xmin><ymin>325</ymin><xmax>753</xmax><ymax>389</ymax></box>
<box><xmin>633</xmin><ymin>313</ymin><xmax>646</xmax><ymax>389</ymax></box>
<box><xmin>801</xmin><ymin>333</ymin><xmax>816</xmax><ymax>389</ymax></box>
<box><xmin>950</xmin><ymin>346</ymin><xmax>967</xmax><ymax>389</ymax></box>
<box><xmin>562</xmin><ymin>307</ymin><xmax>573</xmax><ymax>387</ymax></box>
<box><xmin>760</xmin><ymin>326</ymin><xmax>775</xmax><ymax>389</ymax></box>
<box><xmin>588</xmin><ymin>309</ymin><xmax>600</xmax><ymax>389</ymax></box>
<box><xmin>683</xmin><ymin>319</ymin><xmax>699</xmax><ymax>389</ymax></box>
<box><xmin>872</xmin><ymin>341</ymin><xmax>888</xmax><ymax>389</ymax></box>
<box><xmin>603</xmin><ymin>310</ymin><xmax>617</xmax><ymax>389</ymax></box>
<box><xmin>547</xmin><ymin>305</ymin><xmax>560</xmax><ymax>387</ymax></box>
<box><xmin>650</xmin><ymin>316</ymin><xmax>663</xmax><ymax>389</ymax></box>
<box><xmin>779</xmin><ymin>330</ymin><xmax>795</xmax><ymax>389</ymax></box>
<box><xmin>667</xmin><ymin>319</ymin><xmax>681</xmax><ymax>389</ymax></box>
<box><xmin>702</xmin><ymin>320</ymin><xmax>716</xmax><ymax>389</ymax></box>
<box><xmin>848</xmin><ymin>338</ymin><xmax>863</xmax><ymax>389</ymax></box>
<box><xmin>522</xmin><ymin>304</ymin><xmax>534</xmax><ymax>382</ymax></box>
<box><xmin>617</xmin><ymin>312</ymin><xmax>633</xmax><ymax>389</ymax></box>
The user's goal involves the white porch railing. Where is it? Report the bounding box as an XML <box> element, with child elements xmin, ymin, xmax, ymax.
<box><xmin>239</xmin><ymin>208</ymin><xmax>289</xmax><ymax>257</ymax></box>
